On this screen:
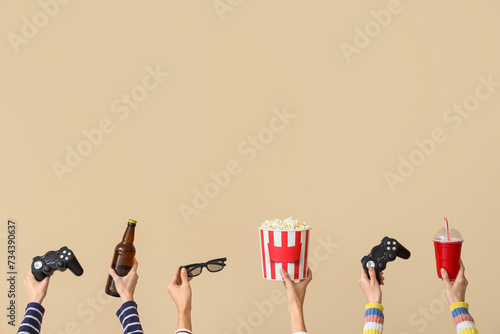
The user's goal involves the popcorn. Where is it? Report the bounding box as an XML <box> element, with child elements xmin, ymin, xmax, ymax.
<box><xmin>258</xmin><ymin>217</ymin><xmax>310</xmax><ymax>230</ymax></box>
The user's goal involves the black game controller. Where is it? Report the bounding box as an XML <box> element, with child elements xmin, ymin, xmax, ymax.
<box><xmin>361</xmin><ymin>237</ymin><xmax>411</xmax><ymax>284</ymax></box>
<box><xmin>31</xmin><ymin>246</ymin><xmax>83</xmax><ymax>282</ymax></box>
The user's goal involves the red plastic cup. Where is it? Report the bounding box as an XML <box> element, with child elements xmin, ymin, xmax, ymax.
<box><xmin>433</xmin><ymin>228</ymin><xmax>463</xmax><ymax>280</ymax></box>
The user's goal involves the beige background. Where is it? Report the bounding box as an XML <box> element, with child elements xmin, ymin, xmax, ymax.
<box><xmin>1</xmin><ymin>1</ymin><xmax>498</xmax><ymax>333</ymax></box>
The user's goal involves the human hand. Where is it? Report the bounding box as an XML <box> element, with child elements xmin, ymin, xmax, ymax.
<box><xmin>168</xmin><ymin>267</ymin><xmax>193</xmax><ymax>312</ymax></box>
<box><xmin>107</xmin><ymin>258</ymin><xmax>139</xmax><ymax>303</ymax></box>
<box><xmin>280</xmin><ymin>267</ymin><xmax>313</xmax><ymax>309</ymax></box>
<box><xmin>24</xmin><ymin>271</ymin><xmax>50</xmax><ymax>304</ymax></box>
<box><xmin>359</xmin><ymin>266</ymin><xmax>384</xmax><ymax>304</ymax></box>
<box><xmin>168</xmin><ymin>267</ymin><xmax>193</xmax><ymax>331</ymax></box>
<box><xmin>441</xmin><ymin>260</ymin><xmax>468</xmax><ymax>305</ymax></box>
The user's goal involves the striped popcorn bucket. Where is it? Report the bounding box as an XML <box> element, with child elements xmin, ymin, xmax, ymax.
<box><xmin>259</xmin><ymin>227</ymin><xmax>311</xmax><ymax>280</ymax></box>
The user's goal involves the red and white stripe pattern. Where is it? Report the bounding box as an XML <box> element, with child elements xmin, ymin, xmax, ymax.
<box><xmin>259</xmin><ymin>228</ymin><xmax>310</xmax><ymax>280</ymax></box>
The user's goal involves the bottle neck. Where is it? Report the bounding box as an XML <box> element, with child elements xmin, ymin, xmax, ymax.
<box><xmin>122</xmin><ymin>223</ymin><xmax>136</xmax><ymax>244</ymax></box>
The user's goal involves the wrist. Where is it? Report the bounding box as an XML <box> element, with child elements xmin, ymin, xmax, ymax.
<box><xmin>449</xmin><ymin>298</ymin><xmax>464</xmax><ymax>305</ymax></box>
<box><xmin>368</xmin><ymin>297</ymin><xmax>382</xmax><ymax>304</ymax></box>
<box><xmin>28</xmin><ymin>295</ymin><xmax>44</xmax><ymax>304</ymax></box>
<box><xmin>121</xmin><ymin>296</ymin><xmax>134</xmax><ymax>303</ymax></box>
<box><xmin>178</xmin><ymin>306</ymin><xmax>192</xmax><ymax>318</ymax></box>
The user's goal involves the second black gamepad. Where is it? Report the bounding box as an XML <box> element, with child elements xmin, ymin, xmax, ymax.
<box><xmin>31</xmin><ymin>246</ymin><xmax>84</xmax><ymax>282</ymax></box>
<box><xmin>361</xmin><ymin>236</ymin><xmax>411</xmax><ymax>284</ymax></box>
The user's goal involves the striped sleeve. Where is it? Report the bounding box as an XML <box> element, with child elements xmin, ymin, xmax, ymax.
<box><xmin>363</xmin><ymin>303</ymin><xmax>384</xmax><ymax>334</ymax></box>
<box><xmin>116</xmin><ymin>301</ymin><xmax>144</xmax><ymax>334</ymax></box>
<box><xmin>175</xmin><ymin>330</ymin><xmax>192</xmax><ymax>334</ymax></box>
<box><xmin>450</xmin><ymin>302</ymin><xmax>478</xmax><ymax>334</ymax></box>
<box><xmin>17</xmin><ymin>302</ymin><xmax>45</xmax><ymax>334</ymax></box>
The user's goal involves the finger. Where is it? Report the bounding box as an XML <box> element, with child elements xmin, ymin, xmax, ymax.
<box><xmin>108</xmin><ymin>267</ymin><xmax>119</xmax><ymax>280</ymax></box>
<box><xmin>170</xmin><ymin>267</ymin><xmax>181</xmax><ymax>285</ymax></box>
<box><xmin>304</xmin><ymin>267</ymin><xmax>313</xmax><ymax>283</ymax></box>
<box><xmin>280</xmin><ymin>267</ymin><xmax>292</xmax><ymax>285</ymax></box>
<box><xmin>360</xmin><ymin>266</ymin><xmax>368</xmax><ymax>280</ymax></box>
<box><xmin>41</xmin><ymin>276</ymin><xmax>50</xmax><ymax>288</ymax></box>
<box><xmin>180</xmin><ymin>267</ymin><xmax>190</xmax><ymax>284</ymax></box>
<box><xmin>26</xmin><ymin>271</ymin><xmax>36</xmax><ymax>283</ymax></box>
<box><xmin>457</xmin><ymin>260</ymin><xmax>465</xmax><ymax>278</ymax></box>
<box><xmin>441</xmin><ymin>268</ymin><xmax>452</xmax><ymax>286</ymax></box>
<box><xmin>368</xmin><ymin>267</ymin><xmax>377</xmax><ymax>283</ymax></box>
<box><xmin>130</xmin><ymin>258</ymin><xmax>139</xmax><ymax>273</ymax></box>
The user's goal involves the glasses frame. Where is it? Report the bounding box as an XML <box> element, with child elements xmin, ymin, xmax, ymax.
<box><xmin>180</xmin><ymin>257</ymin><xmax>227</xmax><ymax>277</ymax></box>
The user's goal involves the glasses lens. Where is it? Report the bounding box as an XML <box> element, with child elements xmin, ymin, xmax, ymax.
<box><xmin>188</xmin><ymin>266</ymin><xmax>202</xmax><ymax>277</ymax></box>
<box><xmin>207</xmin><ymin>262</ymin><xmax>224</xmax><ymax>272</ymax></box>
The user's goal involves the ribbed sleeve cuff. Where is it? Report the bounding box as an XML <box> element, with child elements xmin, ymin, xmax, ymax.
<box><xmin>116</xmin><ymin>300</ymin><xmax>138</xmax><ymax>316</ymax></box>
<box><xmin>450</xmin><ymin>302</ymin><xmax>469</xmax><ymax>311</ymax></box>
<box><xmin>365</xmin><ymin>303</ymin><xmax>384</xmax><ymax>312</ymax></box>
<box><xmin>450</xmin><ymin>302</ymin><xmax>478</xmax><ymax>334</ymax></box>
<box><xmin>26</xmin><ymin>302</ymin><xmax>45</xmax><ymax>314</ymax></box>
<box><xmin>364</xmin><ymin>303</ymin><xmax>384</xmax><ymax>334</ymax></box>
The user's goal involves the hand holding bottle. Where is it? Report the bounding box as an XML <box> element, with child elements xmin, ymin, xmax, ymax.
<box><xmin>108</xmin><ymin>258</ymin><xmax>139</xmax><ymax>303</ymax></box>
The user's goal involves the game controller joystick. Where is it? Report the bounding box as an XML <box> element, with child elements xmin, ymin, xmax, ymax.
<box><xmin>361</xmin><ymin>236</ymin><xmax>411</xmax><ymax>284</ymax></box>
<box><xmin>31</xmin><ymin>246</ymin><xmax>83</xmax><ymax>282</ymax></box>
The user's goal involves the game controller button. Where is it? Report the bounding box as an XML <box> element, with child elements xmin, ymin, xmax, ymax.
<box><xmin>387</xmin><ymin>241</ymin><xmax>391</xmax><ymax>245</ymax></box>
<box><xmin>60</xmin><ymin>255</ymin><xmax>64</xmax><ymax>258</ymax></box>
<box><xmin>43</xmin><ymin>265</ymin><xmax>52</xmax><ymax>273</ymax></box>
<box><xmin>388</xmin><ymin>253</ymin><xmax>396</xmax><ymax>260</ymax></box>
<box><xmin>34</xmin><ymin>261</ymin><xmax>43</xmax><ymax>270</ymax></box>
<box><xmin>392</xmin><ymin>241</ymin><xmax>396</xmax><ymax>245</ymax></box>
<box><xmin>56</xmin><ymin>260</ymin><xmax>65</xmax><ymax>268</ymax></box>
<box><xmin>65</xmin><ymin>257</ymin><xmax>69</xmax><ymax>260</ymax></box>
<box><xmin>63</xmin><ymin>250</ymin><xmax>67</xmax><ymax>254</ymax></box>
<box><xmin>68</xmin><ymin>252</ymin><xmax>72</xmax><ymax>256</ymax></box>
<box><xmin>377</xmin><ymin>262</ymin><xmax>385</xmax><ymax>270</ymax></box>
<box><xmin>387</xmin><ymin>247</ymin><xmax>391</xmax><ymax>250</ymax></box>
<box><xmin>366</xmin><ymin>261</ymin><xmax>375</xmax><ymax>268</ymax></box>
<box><xmin>392</xmin><ymin>247</ymin><xmax>396</xmax><ymax>251</ymax></box>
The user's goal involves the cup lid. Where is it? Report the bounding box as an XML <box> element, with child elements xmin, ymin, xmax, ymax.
<box><xmin>433</xmin><ymin>227</ymin><xmax>463</xmax><ymax>242</ymax></box>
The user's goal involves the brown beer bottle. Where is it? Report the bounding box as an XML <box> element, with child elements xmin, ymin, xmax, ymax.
<box><xmin>105</xmin><ymin>219</ymin><xmax>137</xmax><ymax>297</ymax></box>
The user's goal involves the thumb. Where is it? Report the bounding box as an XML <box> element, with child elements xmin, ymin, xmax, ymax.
<box><xmin>108</xmin><ymin>267</ymin><xmax>119</xmax><ymax>280</ymax></box>
<box><xmin>180</xmin><ymin>267</ymin><xmax>189</xmax><ymax>284</ymax></box>
<box><xmin>280</xmin><ymin>267</ymin><xmax>292</xmax><ymax>285</ymax></box>
<box><xmin>368</xmin><ymin>267</ymin><xmax>378</xmax><ymax>284</ymax></box>
<box><xmin>441</xmin><ymin>268</ymin><xmax>452</xmax><ymax>286</ymax></box>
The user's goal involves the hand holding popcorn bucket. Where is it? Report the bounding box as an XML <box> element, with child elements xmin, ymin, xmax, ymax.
<box><xmin>259</xmin><ymin>218</ymin><xmax>311</xmax><ymax>281</ymax></box>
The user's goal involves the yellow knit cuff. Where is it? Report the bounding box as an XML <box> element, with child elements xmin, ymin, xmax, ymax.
<box><xmin>365</xmin><ymin>303</ymin><xmax>384</xmax><ymax>311</ymax></box>
<box><xmin>450</xmin><ymin>302</ymin><xmax>469</xmax><ymax>311</ymax></box>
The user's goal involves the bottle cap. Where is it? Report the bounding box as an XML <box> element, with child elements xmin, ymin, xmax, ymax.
<box><xmin>128</xmin><ymin>219</ymin><xmax>137</xmax><ymax>224</ymax></box>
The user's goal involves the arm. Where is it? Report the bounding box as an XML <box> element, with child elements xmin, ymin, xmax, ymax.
<box><xmin>359</xmin><ymin>267</ymin><xmax>385</xmax><ymax>334</ymax></box>
<box><xmin>441</xmin><ymin>261</ymin><xmax>478</xmax><ymax>334</ymax></box>
<box><xmin>280</xmin><ymin>267</ymin><xmax>312</xmax><ymax>334</ymax></box>
<box><xmin>17</xmin><ymin>271</ymin><xmax>50</xmax><ymax>334</ymax></box>
<box><xmin>108</xmin><ymin>258</ymin><xmax>144</xmax><ymax>334</ymax></box>
<box><xmin>167</xmin><ymin>267</ymin><xmax>193</xmax><ymax>334</ymax></box>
